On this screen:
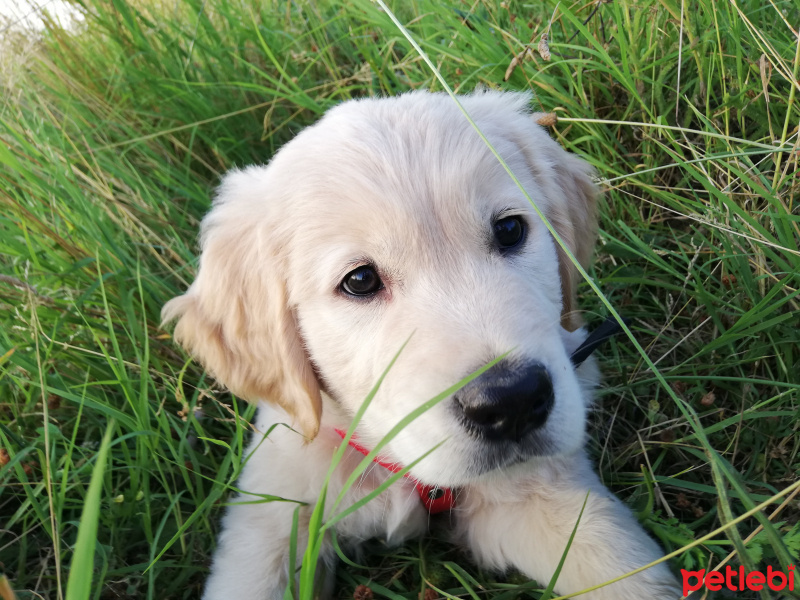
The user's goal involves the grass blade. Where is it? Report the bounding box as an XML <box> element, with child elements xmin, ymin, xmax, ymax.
<box><xmin>64</xmin><ymin>420</ymin><xmax>115</xmax><ymax>600</ymax></box>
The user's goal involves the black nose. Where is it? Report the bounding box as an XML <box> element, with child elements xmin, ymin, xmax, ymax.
<box><xmin>455</xmin><ymin>361</ymin><xmax>554</xmax><ymax>442</ymax></box>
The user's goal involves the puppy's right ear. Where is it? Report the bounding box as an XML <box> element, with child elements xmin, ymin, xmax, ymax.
<box><xmin>542</xmin><ymin>148</ymin><xmax>599</xmax><ymax>332</ymax></box>
<box><xmin>517</xmin><ymin>116</ymin><xmax>599</xmax><ymax>332</ymax></box>
<box><xmin>162</xmin><ymin>169</ymin><xmax>322</xmax><ymax>439</ymax></box>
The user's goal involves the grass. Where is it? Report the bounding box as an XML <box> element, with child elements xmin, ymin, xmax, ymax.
<box><xmin>0</xmin><ymin>0</ymin><xmax>798</xmax><ymax>598</ymax></box>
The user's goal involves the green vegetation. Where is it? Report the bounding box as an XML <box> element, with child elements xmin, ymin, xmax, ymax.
<box><xmin>1</xmin><ymin>0</ymin><xmax>798</xmax><ymax>598</ymax></box>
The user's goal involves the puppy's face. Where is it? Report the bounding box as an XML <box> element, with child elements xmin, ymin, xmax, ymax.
<box><xmin>164</xmin><ymin>92</ymin><xmax>598</xmax><ymax>487</ymax></box>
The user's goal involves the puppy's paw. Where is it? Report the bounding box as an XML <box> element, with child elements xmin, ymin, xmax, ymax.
<box><xmin>595</xmin><ymin>562</ymin><xmax>681</xmax><ymax>600</ymax></box>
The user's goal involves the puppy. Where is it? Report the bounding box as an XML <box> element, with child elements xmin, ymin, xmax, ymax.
<box><xmin>163</xmin><ymin>91</ymin><xmax>681</xmax><ymax>600</ymax></box>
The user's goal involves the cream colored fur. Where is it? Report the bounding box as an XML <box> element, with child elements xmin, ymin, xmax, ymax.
<box><xmin>163</xmin><ymin>91</ymin><xmax>681</xmax><ymax>600</ymax></box>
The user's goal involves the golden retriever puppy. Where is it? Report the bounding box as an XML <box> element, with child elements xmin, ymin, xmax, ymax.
<box><xmin>163</xmin><ymin>91</ymin><xmax>681</xmax><ymax>600</ymax></box>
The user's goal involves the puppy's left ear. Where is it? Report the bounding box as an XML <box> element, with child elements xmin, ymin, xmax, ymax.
<box><xmin>162</xmin><ymin>168</ymin><xmax>322</xmax><ymax>439</ymax></box>
<box><xmin>520</xmin><ymin>118</ymin><xmax>599</xmax><ymax>331</ymax></box>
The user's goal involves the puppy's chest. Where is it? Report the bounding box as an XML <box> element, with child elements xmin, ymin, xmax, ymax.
<box><xmin>332</xmin><ymin>447</ymin><xmax>431</xmax><ymax>546</ymax></box>
<box><xmin>249</xmin><ymin>406</ymin><xmax>431</xmax><ymax>546</ymax></box>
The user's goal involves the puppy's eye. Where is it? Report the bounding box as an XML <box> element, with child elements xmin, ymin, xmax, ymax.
<box><xmin>341</xmin><ymin>266</ymin><xmax>383</xmax><ymax>296</ymax></box>
<box><xmin>493</xmin><ymin>216</ymin><xmax>526</xmax><ymax>251</ymax></box>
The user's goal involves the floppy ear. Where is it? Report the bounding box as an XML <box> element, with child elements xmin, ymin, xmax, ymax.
<box><xmin>522</xmin><ymin>118</ymin><xmax>599</xmax><ymax>331</ymax></box>
<box><xmin>547</xmin><ymin>150</ymin><xmax>599</xmax><ymax>331</ymax></box>
<box><xmin>162</xmin><ymin>170</ymin><xmax>322</xmax><ymax>439</ymax></box>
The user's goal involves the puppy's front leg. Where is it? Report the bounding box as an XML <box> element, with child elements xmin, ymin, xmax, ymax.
<box><xmin>203</xmin><ymin>493</ymin><xmax>335</xmax><ymax>600</ymax></box>
<box><xmin>202</xmin><ymin>418</ymin><xmax>339</xmax><ymax>600</ymax></box>
<box><xmin>458</xmin><ymin>452</ymin><xmax>681</xmax><ymax>600</ymax></box>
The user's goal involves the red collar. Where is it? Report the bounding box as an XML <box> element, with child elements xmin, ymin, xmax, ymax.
<box><xmin>334</xmin><ymin>429</ymin><xmax>455</xmax><ymax>514</ymax></box>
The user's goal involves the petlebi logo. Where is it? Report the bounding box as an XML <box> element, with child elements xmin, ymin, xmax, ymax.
<box><xmin>682</xmin><ymin>565</ymin><xmax>796</xmax><ymax>596</ymax></box>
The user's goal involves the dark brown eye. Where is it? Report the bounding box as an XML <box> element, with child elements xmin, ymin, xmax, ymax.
<box><xmin>341</xmin><ymin>265</ymin><xmax>383</xmax><ymax>296</ymax></box>
<box><xmin>493</xmin><ymin>216</ymin><xmax>525</xmax><ymax>251</ymax></box>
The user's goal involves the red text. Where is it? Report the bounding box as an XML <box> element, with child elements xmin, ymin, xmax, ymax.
<box><xmin>682</xmin><ymin>565</ymin><xmax>796</xmax><ymax>595</ymax></box>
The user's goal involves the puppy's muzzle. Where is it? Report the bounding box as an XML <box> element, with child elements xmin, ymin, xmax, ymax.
<box><xmin>455</xmin><ymin>361</ymin><xmax>554</xmax><ymax>442</ymax></box>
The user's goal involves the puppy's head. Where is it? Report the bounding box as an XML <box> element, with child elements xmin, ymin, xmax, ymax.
<box><xmin>164</xmin><ymin>91</ymin><xmax>598</xmax><ymax>484</ymax></box>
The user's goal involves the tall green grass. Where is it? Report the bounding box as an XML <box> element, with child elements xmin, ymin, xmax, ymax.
<box><xmin>1</xmin><ymin>1</ymin><xmax>798</xmax><ymax>599</ymax></box>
